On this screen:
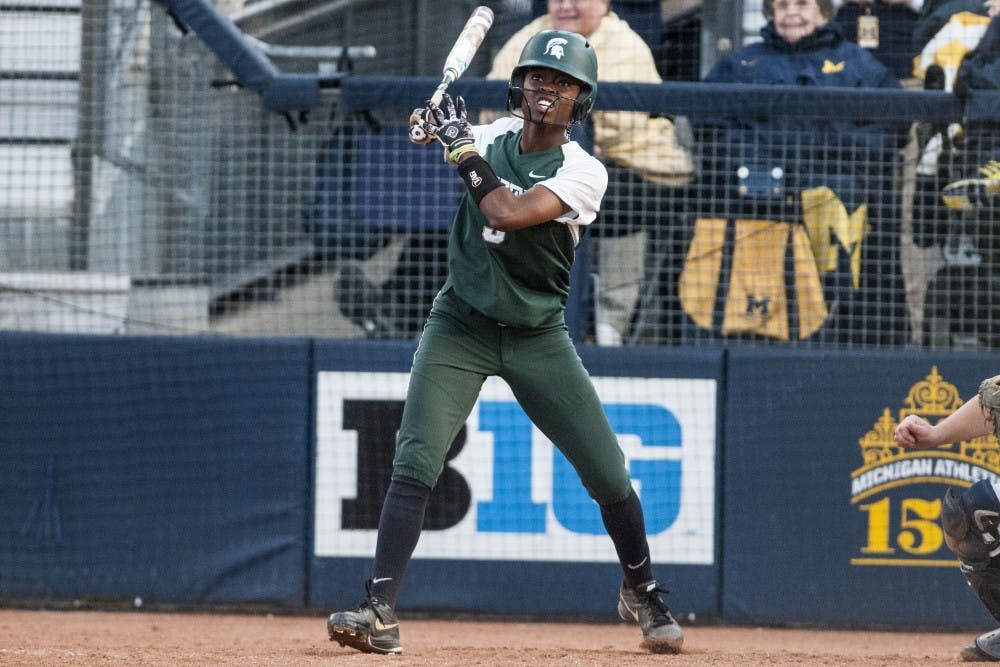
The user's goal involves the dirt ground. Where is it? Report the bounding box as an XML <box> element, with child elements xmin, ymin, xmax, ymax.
<box><xmin>0</xmin><ymin>607</ymin><xmax>986</xmax><ymax>666</ymax></box>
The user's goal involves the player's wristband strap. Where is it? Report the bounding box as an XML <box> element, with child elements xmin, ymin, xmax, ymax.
<box><xmin>448</xmin><ymin>143</ymin><xmax>478</xmax><ymax>163</ymax></box>
<box><xmin>457</xmin><ymin>155</ymin><xmax>502</xmax><ymax>206</ymax></box>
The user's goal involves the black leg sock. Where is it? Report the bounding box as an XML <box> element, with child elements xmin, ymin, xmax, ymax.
<box><xmin>600</xmin><ymin>488</ymin><xmax>654</xmax><ymax>588</ymax></box>
<box><xmin>368</xmin><ymin>475</ymin><xmax>431</xmax><ymax>608</ymax></box>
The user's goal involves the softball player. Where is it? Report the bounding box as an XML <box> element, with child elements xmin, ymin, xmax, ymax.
<box><xmin>895</xmin><ymin>375</ymin><xmax>1000</xmax><ymax>662</ymax></box>
<box><xmin>328</xmin><ymin>29</ymin><xmax>682</xmax><ymax>656</ymax></box>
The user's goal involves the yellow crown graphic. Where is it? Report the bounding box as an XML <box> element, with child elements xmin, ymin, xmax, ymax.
<box><xmin>858</xmin><ymin>366</ymin><xmax>1000</xmax><ymax>469</ymax></box>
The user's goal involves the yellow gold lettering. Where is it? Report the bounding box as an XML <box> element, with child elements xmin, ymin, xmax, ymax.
<box><xmin>859</xmin><ymin>497</ymin><xmax>894</xmax><ymax>554</ymax></box>
<box><xmin>898</xmin><ymin>498</ymin><xmax>943</xmax><ymax>555</ymax></box>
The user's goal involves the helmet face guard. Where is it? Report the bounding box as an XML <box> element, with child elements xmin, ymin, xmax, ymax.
<box><xmin>942</xmin><ymin>482</ymin><xmax>1000</xmax><ymax>564</ymax></box>
<box><xmin>506</xmin><ymin>30</ymin><xmax>598</xmax><ymax>125</ymax></box>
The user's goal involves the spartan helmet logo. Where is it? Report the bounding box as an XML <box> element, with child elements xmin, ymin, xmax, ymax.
<box><xmin>543</xmin><ymin>37</ymin><xmax>569</xmax><ymax>59</ymax></box>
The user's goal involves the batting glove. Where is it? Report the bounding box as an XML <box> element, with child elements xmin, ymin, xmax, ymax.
<box><xmin>408</xmin><ymin>106</ymin><xmax>436</xmax><ymax>144</ymax></box>
<box><xmin>425</xmin><ymin>93</ymin><xmax>476</xmax><ymax>163</ymax></box>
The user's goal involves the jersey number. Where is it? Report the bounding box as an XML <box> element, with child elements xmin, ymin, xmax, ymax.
<box><xmin>482</xmin><ymin>226</ymin><xmax>505</xmax><ymax>244</ymax></box>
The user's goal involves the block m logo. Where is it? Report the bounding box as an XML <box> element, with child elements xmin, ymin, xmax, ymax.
<box><xmin>745</xmin><ymin>294</ymin><xmax>771</xmax><ymax>317</ymax></box>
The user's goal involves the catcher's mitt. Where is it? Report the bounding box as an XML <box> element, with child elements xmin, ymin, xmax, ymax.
<box><xmin>978</xmin><ymin>374</ymin><xmax>1000</xmax><ymax>440</ymax></box>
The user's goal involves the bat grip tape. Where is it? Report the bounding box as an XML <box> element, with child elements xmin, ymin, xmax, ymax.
<box><xmin>457</xmin><ymin>155</ymin><xmax>503</xmax><ymax>207</ymax></box>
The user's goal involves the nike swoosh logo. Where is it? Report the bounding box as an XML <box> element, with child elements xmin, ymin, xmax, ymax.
<box><xmin>620</xmin><ymin>598</ymin><xmax>639</xmax><ymax>622</ymax></box>
<box><xmin>372</xmin><ymin>577</ymin><xmax>393</xmax><ymax>584</ymax></box>
<box><xmin>528</xmin><ymin>170</ymin><xmax>545</xmax><ymax>179</ymax></box>
<box><xmin>373</xmin><ymin>617</ymin><xmax>399</xmax><ymax>632</ymax></box>
<box><xmin>626</xmin><ymin>557</ymin><xmax>648</xmax><ymax>570</ymax></box>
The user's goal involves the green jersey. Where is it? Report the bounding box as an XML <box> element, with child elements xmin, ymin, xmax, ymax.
<box><xmin>442</xmin><ymin>117</ymin><xmax>608</xmax><ymax>329</ymax></box>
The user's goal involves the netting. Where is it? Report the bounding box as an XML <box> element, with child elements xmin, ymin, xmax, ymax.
<box><xmin>5</xmin><ymin>0</ymin><xmax>1000</xmax><ymax>618</ymax></box>
<box><xmin>2</xmin><ymin>0</ymin><xmax>998</xmax><ymax>348</ymax></box>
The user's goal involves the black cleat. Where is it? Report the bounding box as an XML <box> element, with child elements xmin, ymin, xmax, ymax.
<box><xmin>334</xmin><ymin>262</ymin><xmax>402</xmax><ymax>339</ymax></box>
<box><xmin>327</xmin><ymin>595</ymin><xmax>402</xmax><ymax>655</ymax></box>
<box><xmin>961</xmin><ymin>643</ymin><xmax>999</xmax><ymax>662</ymax></box>
<box><xmin>335</xmin><ymin>262</ymin><xmax>381</xmax><ymax>328</ymax></box>
<box><xmin>961</xmin><ymin>627</ymin><xmax>1000</xmax><ymax>662</ymax></box>
<box><xmin>617</xmin><ymin>579</ymin><xmax>684</xmax><ymax>654</ymax></box>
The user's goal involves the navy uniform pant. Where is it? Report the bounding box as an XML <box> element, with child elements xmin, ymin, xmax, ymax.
<box><xmin>393</xmin><ymin>288</ymin><xmax>632</xmax><ymax>506</ymax></box>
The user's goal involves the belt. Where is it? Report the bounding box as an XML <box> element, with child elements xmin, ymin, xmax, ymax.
<box><xmin>444</xmin><ymin>288</ymin><xmax>509</xmax><ymax>327</ymax></box>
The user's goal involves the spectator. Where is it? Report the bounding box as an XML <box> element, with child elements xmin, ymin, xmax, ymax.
<box><xmin>834</xmin><ymin>0</ymin><xmax>925</xmax><ymax>83</ymax></box>
<box><xmin>487</xmin><ymin>0</ymin><xmax>694</xmax><ymax>346</ymax></box>
<box><xmin>892</xmin><ymin>0</ymin><xmax>989</xmax><ymax>346</ymax></box>
<box><xmin>684</xmin><ymin>0</ymin><xmax>909</xmax><ymax>344</ymax></box>
<box><xmin>912</xmin><ymin>0</ymin><xmax>993</xmax><ymax>89</ymax></box>
<box><xmin>912</xmin><ymin>0</ymin><xmax>1000</xmax><ymax>348</ymax></box>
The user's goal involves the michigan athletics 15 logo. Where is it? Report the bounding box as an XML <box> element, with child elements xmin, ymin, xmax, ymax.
<box><xmin>314</xmin><ymin>372</ymin><xmax>717</xmax><ymax>565</ymax></box>
<box><xmin>850</xmin><ymin>366</ymin><xmax>1000</xmax><ymax>567</ymax></box>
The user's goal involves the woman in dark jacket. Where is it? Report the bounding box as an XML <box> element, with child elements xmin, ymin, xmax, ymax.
<box><xmin>708</xmin><ymin>0</ymin><xmax>900</xmax><ymax>88</ymax></box>
<box><xmin>692</xmin><ymin>0</ymin><xmax>909</xmax><ymax>346</ymax></box>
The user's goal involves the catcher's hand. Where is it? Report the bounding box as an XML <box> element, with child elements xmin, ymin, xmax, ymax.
<box><xmin>979</xmin><ymin>374</ymin><xmax>1000</xmax><ymax>440</ymax></box>
<box><xmin>425</xmin><ymin>93</ymin><xmax>476</xmax><ymax>163</ymax></box>
<box><xmin>893</xmin><ymin>414</ymin><xmax>936</xmax><ymax>449</ymax></box>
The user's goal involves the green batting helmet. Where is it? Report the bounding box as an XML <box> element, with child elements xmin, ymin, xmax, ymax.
<box><xmin>507</xmin><ymin>29</ymin><xmax>599</xmax><ymax>124</ymax></box>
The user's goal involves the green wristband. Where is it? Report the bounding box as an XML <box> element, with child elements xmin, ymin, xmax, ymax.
<box><xmin>448</xmin><ymin>143</ymin><xmax>479</xmax><ymax>164</ymax></box>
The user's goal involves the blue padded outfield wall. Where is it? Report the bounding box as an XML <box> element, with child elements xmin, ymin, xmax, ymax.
<box><xmin>722</xmin><ymin>349</ymin><xmax>999</xmax><ymax>630</ymax></box>
<box><xmin>0</xmin><ymin>333</ymin><xmax>312</xmax><ymax>606</ymax></box>
<box><xmin>2</xmin><ymin>332</ymin><xmax>999</xmax><ymax>630</ymax></box>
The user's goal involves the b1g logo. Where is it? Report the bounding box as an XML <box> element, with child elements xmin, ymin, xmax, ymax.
<box><xmin>314</xmin><ymin>372</ymin><xmax>716</xmax><ymax>564</ymax></box>
<box><xmin>850</xmin><ymin>367</ymin><xmax>1000</xmax><ymax>567</ymax></box>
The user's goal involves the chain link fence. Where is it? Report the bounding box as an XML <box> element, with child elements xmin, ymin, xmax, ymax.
<box><xmin>2</xmin><ymin>0</ymin><xmax>998</xmax><ymax>347</ymax></box>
